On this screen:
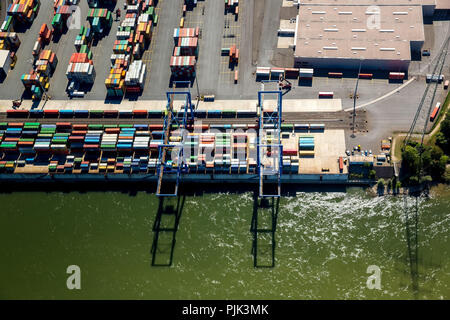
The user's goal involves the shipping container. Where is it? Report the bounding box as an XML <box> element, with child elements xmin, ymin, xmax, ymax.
<box><xmin>328</xmin><ymin>72</ymin><xmax>343</xmax><ymax>78</ymax></box>
<box><xmin>430</xmin><ymin>102</ymin><xmax>441</xmax><ymax>122</ymax></box>
<box><xmin>299</xmin><ymin>68</ymin><xmax>314</xmax><ymax>79</ymax></box>
<box><xmin>389</xmin><ymin>72</ymin><xmax>405</xmax><ymax>80</ymax></box>
<box><xmin>318</xmin><ymin>91</ymin><xmax>333</xmax><ymax>99</ymax></box>
<box><xmin>358</xmin><ymin>73</ymin><xmax>373</xmax><ymax>79</ymax></box>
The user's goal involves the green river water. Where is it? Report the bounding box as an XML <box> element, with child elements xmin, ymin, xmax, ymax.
<box><xmin>0</xmin><ymin>185</ymin><xmax>449</xmax><ymax>299</ymax></box>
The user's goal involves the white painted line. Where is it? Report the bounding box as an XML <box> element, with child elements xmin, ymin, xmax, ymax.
<box><xmin>343</xmin><ymin>77</ymin><xmax>416</xmax><ymax>112</ymax></box>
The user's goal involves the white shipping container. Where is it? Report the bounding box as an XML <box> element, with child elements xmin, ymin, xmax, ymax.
<box><xmin>1</xmin><ymin>21</ymin><xmax>10</xmax><ymax>32</ymax></box>
<box><xmin>138</xmin><ymin>14</ymin><xmax>150</xmax><ymax>23</ymax></box>
<box><xmin>256</xmin><ymin>67</ymin><xmax>270</xmax><ymax>75</ymax></box>
<box><xmin>0</xmin><ymin>50</ymin><xmax>11</xmax><ymax>75</ymax></box>
<box><xmin>299</xmin><ymin>68</ymin><xmax>314</xmax><ymax>77</ymax></box>
<box><xmin>32</xmin><ymin>40</ymin><xmax>41</xmax><ymax>54</ymax></box>
<box><xmin>126</xmin><ymin>4</ymin><xmax>139</xmax><ymax>13</ymax></box>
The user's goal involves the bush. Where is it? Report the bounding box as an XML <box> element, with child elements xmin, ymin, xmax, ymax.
<box><xmin>402</xmin><ymin>145</ymin><xmax>420</xmax><ymax>177</ymax></box>
<box><xmin>409</xmin><ymin>176</ymin><xmax>419</xmax><ymax>185</ymax></box>
<box><xmin>420</xmin><ymin>175</ymin><xmax>433</xmax><ymax>184</ymax></box>
<box><xmin>368</xmin><ymin>170</ymin><xmax>376</xmax><ymax>180</ymax></box>
<box><xmin>377</xmin><ymin>178</ymin><xmax>385</xmax><ymax>187</ymax></box>
<box><xmin>445</xmin><ymin>167</ymin><xmax>450</xmax><ymax>183</ymax></box>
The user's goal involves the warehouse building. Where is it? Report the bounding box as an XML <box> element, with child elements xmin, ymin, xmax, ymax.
<box><xmin>435</xmin><ymin>0</ymin><xmax>450</xmax><ymax>14</ymax></box>
<box><xmin>293</xmin><ymin>1</ymin><xmax>436</xmax><ymax>72</ymax></box>
<box><xmin>296</xmin><ymin>0</ymin><xmax>443</xmax><ymax>17</ymax></box>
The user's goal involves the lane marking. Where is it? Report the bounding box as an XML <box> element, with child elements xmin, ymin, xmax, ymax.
<box><xmin>343</xmin><ymin>77</ymin><xmax>417</xmax><ymax>111</ymax></box>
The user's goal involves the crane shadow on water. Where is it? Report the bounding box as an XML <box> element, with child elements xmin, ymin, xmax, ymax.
<box><xmin>251</xmin><ymin>192</ymin><xmax>280</xmax><ymax>268</ymax></box>
<box><xmin>403</xmin><ymin>191</ymin><xmax>426</xmax><ymax>299</ymax></box>
<box><xmin>150</xmin><ymin>195</ymin><xmax>186</xmax><ymax>267</ymax></box>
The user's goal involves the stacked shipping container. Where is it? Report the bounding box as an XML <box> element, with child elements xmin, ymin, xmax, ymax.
<box><xmin>170</xmin><ymin>27</ymin><xmax>198</xmax><ymax>78</ymax></box>
<box><xmin>6</xmin><ymin>0</ymin><xmax>40</xmax><ymax>25</ymax></box>
<box><xmin>66</xmin><ymin>52</ymin><xmax>95</xmax><ymax>84</ymax></box>
<box><xmin>106</xmin><ymin>0</ymin><xmax>158</xmax><ymax>96</ymax></box>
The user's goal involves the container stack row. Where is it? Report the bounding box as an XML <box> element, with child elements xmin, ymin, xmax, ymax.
<box><xmin>298</xmin><ymin>136</ymin><xmax>315</xmax><ymax>157</ymax></box>
<box><xmin>52</xmin><ymin>0</ymin><xmax>79</xmax><ymax>35</ymax></box>
<box><xmin>106</xmin><ymin>0</ymin><xmax>158</xmax><ymax>96</ymax></box>
<box><xmin>87</xmin><ymin>0</ymin><xmax>117</xmax><ymax>8</ymax></box>
<box><xmin>66</xmin><ymin>52</ymin><xmax>96</xmax><ymax>85</ymax></box>
<box><xmin>170</xmin><ymin>27</ymin><xmax>199</xmax><ymax>78</ymax></box>
<box><xmin>21</xmin><ymin>47</ymin><xmax>58</xmax><ymax>100</ymax></box>
<box><xmin>225</xmin><ymin>0</ymin><xmax>239</xmax><ymax>16</ymax></box>
<box><xmin>0</xmin><ymin>123</ymin><xmax>268</xmax><ymax>175</ymax></box>
<box><xmin>3</xmin><ymin>0</ymin><xmax>40</xmax><ymax>29</ymax></box>
<box><xmin>87</xmin><ymin>7</ymin><xmax>113</xmax><ymax>35</ymax></box>
<box><xmin>256</xmin><ymin>67</ymin><xmax>301</xmax><ymax>80</ymax></box>
<box><xmin>0</xmin><ymin>1</ymin><xmax>36</xmax><ymax>78</ymax></box>
<box><xmin>5</xmin><ymin>108</ymin><xmax>262</xmax><ymax>119</ymax></box>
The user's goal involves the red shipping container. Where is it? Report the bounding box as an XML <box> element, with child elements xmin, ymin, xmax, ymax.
<box><xmin>359</xmin><ymin>73</ymin><xmax>373</xmax><ymax>79</ymax></box>
<box><xmin>73</xmin><ymin>124</ymin><xmax>88</xmax><ymax>130</ymax></box>
<box><xmin>328</xmin><ymin>72</ymin><xmax>343</xmax><ymax>78</ymax></box>
<box><xmin>8</xmin><ymin>122</ymin><xmax>24</xmax><ymax>127</ymax></box>
<box><xmin>71</xmin><ymin>130</ymin><xmax>87</xmax><ymax>135</ymax></box>
<box><xmin>389</xmin><ymin>72</ymin><xmax>405</xmax><ymax>80</ymax></box>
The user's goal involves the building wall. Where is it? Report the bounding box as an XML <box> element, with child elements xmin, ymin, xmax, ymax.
<box><xmin>410</xmin><ymin>40</ymin><xmax>425</xmax><ymax>54</ymax></box>
<box><xmin>422</xmin><ymin>4</ymin><xmax>436</xmax><ymax>17</ymax></box>
<box><xmin>374</xmin><ymin>166</ymin><xmax>395</xmax><ymax>179</ymax></box>
<box><xmin>294</xmin><ymin>56</ymin><xmax>410</xmax><ymax>72</ymax></box>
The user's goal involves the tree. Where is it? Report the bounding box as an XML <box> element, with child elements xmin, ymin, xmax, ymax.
<box><xmin>420</xmin><ymin>175</ymin><xmax>433</xmax><ymax>184</ymax></box>
<box><xmin>441</xmin><ymin>116</ymin><xmax>450</xmax><ymax>139</ymax></box>
<box><xmin>377</xmin><ymin>178</ymin><xmax>385</xmax><ymax>195</ymax></box>
<box><xmin>368</xmin><ymin>170</ymin><xmax>376</xmax><ymax>180</ymax></box>
<box><xmin>387</xmin><ymin>179</ymin><xmax>392</xmax><ymax>191</ymax></box>
<box><xmin>409</xmin><ymin>176</ymin><xmax>419</xmax><ymax>185</ymax></box>
<box><xmin>402</xmin><ymin>145</ymin><xmax>420</xmax><ymax>177</ymax></box>
<box><xmin>421</xmin><ymin>148</ymin><xmax>432</xmax><ymax>173</ymax></box>
<box><xmin>445</xmin><ymin>167</ymin><xmax>450</xmax><ymax>183</ymax></box>
<box><xmin>435</xmin><ymin>132</ymin><xmax>448</xmax><ymax>154</ymax></box>
<box><xmin>430</xmin><ymin>145</ymin><xmax>444</xmax><ymax>160</ymax></box>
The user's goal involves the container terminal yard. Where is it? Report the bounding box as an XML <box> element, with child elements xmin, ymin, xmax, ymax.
<box><xmin>0</xmin><ymin>0</ymin><xmax>450</xmax><ymax>302</ymax></box>
<box><xmin>0</xmin><ymin>0</ymin><xmax>449</xmax><ymax>188</ymax></box>
<box><xmin>0</xmin><ymin>0</ymin><xmax>448</xmax><ymax>230</ymax></box>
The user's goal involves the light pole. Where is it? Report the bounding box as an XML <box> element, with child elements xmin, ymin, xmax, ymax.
<box><xmin>351</xmin><ymin>59</ymin><xmax>362</xmax><ymax>138</ymax></box>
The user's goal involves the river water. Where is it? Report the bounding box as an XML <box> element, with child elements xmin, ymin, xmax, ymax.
<box><xmin>0</xmin><ymin>185</ymin><xmax>449</xmax><ymax>299</ymax></box>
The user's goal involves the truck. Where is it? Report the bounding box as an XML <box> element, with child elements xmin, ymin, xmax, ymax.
<box><xmin>430</xmin><ymin>102</ymin><xmax>441</xmax><ymax>122</ymax></box>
